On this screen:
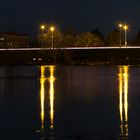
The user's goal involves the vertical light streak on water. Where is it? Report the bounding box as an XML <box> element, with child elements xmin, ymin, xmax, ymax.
<box><xmin>119</xmin><ymin>67</ymin><xmax>123</xmax><ymax>123</ymax></box>
<box><xmin>118</xmin><ymin>66</ymin><xmax>129</xmax><ymax>138</ymax></box>
<box><xmin>48</xmin><ymin>66</ymin><xmax>55</xmax><ymax>128</ymax></box>
<box><xmin>41</xmin><ymin>66</ymin><xmax>46</xmax><ymax>78</ymax></box>
<box><xmin>124</xmin><ymin>66</ymin><xmax>128</xmax><ymax>122</ymax></box>
<box><xmin>40</xmin><ymin>66</ymin><xmax>46</xmax><ymax>130</ymax></box>
<box><xmin>124</xmin><ymin>66</ymin><xmax>129</xmax><ymax>136</ymax></box>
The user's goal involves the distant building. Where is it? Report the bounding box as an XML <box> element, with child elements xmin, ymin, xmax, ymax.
<box><xmin>0</xmin><ymin>31</ymin><xmax>29</xmax><ymax>48</ymax></box>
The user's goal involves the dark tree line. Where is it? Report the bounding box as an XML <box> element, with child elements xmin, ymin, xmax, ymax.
<box><xmin>30</xmin><ymin>27</ymin><xmax>140</xmax><ymax>47</ymax></box>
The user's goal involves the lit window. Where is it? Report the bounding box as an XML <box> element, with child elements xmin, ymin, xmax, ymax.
<box><xmin>0</xmin><ymin>38</ymin><xmax>4</xmax><ymax>41</ymax></box>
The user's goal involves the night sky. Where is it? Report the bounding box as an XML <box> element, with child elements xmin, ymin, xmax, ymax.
<box><xmin>0</xmin><ymin>0</ymin><xmax>140</xmax><ymax>37</ymax></box>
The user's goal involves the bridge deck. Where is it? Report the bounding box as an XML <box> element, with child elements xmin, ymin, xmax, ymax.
<box><xmin>0</xmin><ymin>46</ymin><xmax>140</xmax><ymax>65</ymax></box>
<box><xmin>0</xmin><ymin>46</ymin><xmax>140</xmax><ymax>51</ymax></box>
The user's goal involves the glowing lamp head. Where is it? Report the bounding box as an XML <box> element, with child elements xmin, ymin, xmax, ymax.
<box><xmin>41</xmin><ymin>25</ymin><xmax>45</xmax><ymax>30</ymax></box>
<box><xmin>119</xmin><ymin>24</ymin><xmax>123</xmax><ymax>28</ymax></box>
<box><xmin>124</xmin><ymin>25</ymin><xmax>128</xmax><ymax>30</ymax></box>
<box><xmin>50</xmin><ymin>26</ymin><xmax>55</xmax><ymax>32</ymax></box>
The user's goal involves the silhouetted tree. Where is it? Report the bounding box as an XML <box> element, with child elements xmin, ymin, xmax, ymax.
<box><xmin>91</xmin><ymin>28</ymin><xmax>104</xmax><ymax>40</ymax></box>
<box><xmin>105</xmin><ymin>29</ymin><xmax>119</xmax><ymax>46</ymax></box>
<box><xmin>61</xmin><ymin>28</ymin><xmax>77</xmax><ymax>47</ymax></box>
<box><xmin>75</xmin><ymin>32</ymin><xmax>104</xmax><ymax>47</ymax></box>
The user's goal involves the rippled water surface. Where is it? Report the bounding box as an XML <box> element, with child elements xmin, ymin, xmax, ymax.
<box><xmin>0</xmin><ymin>65</ymin><xmax>140</xmax><ymax>140</ymax></box>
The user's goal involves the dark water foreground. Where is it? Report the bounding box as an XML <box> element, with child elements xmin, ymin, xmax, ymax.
<box><xmin>0</xmin><ymin>65</ymin><xmax>140</xmax><ymax>140</ymax></box>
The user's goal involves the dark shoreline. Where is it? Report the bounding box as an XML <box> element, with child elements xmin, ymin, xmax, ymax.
<box><xmin>0</xmin><ymin>48</ymin><xmax>140</xmax><ymax>65</ymax></box>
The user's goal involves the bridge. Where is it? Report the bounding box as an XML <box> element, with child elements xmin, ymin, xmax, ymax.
<box><xmin>1</xmin><ymin>46</ymin><xmax>140</xmax><ymax>50</ymax></box>
<box><xmin>0</xmin><ymin>46</ymin><xmax>140</xmax><ymax>65</ymax></box>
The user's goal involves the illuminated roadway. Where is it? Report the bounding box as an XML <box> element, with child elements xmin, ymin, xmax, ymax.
<box><xmin>0</xmin><ymin>46</ymin><xmax>140</xmax><ymax>51</ymax></box>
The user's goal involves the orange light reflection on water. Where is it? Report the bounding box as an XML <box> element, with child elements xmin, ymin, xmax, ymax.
<box><xmin>118</xmin><ymin>66</ymin><xmax>129</xmax><ymax>138</ymax></box>
<box><xmin>40</xmin><ymin>66</ymin><xmax>46</xmax><ymax>131</ymax></box>
<box><xmin>48</xmin><ymin>66</ymin><xmax>55</xmax><ymax>129</ymax></box>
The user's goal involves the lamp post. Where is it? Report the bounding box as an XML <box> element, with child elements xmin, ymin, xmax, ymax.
<box><xmin>124</xmin><ymin>25</ymin><xmax>128</xmax><ymax>47</ymax></box>
<box><xmin>40</xmin><ymin>25</ymin><xmax>45</xmax><ymax>48</ymax></box>
<box><xmin>50</xmin><ymin>26</ymin><xmax>55</xmax><ymax>50</ymax></box>
<box><xmin>119</xmin><ymin>24</ymin><xmax>123</xmax><ymax>47</ymax></box>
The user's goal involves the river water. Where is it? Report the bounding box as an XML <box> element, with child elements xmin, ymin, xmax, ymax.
<box><xmin>0</xmin><ymin>65</ymin><xmax>140</xmax><ymax>140</ymax></box>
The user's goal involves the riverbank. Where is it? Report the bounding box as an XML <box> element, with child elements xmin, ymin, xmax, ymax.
<box><xmin>0</xmin><ymin>47</ymin><xmax>140</xmax><ymax>65</ymax></box>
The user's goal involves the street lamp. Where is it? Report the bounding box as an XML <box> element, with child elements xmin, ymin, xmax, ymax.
<box><xmin>40</xmin><ymin>25</ymin><xmax>46</xmax><ymax>48</ymax></box>
<box><xmin>118</xmin><ymin>24</ymin><xmax>123</xmax><ymax>47</ymax></box>
<box><xmin>124</xmin><ymin>25</ymin><xmax>128</xmax><ymax>47</ymax></box>
<box><xmin>50</xmin><ymin>26</ymin><xmax>55</xmax><ymax>49</ymax></box>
